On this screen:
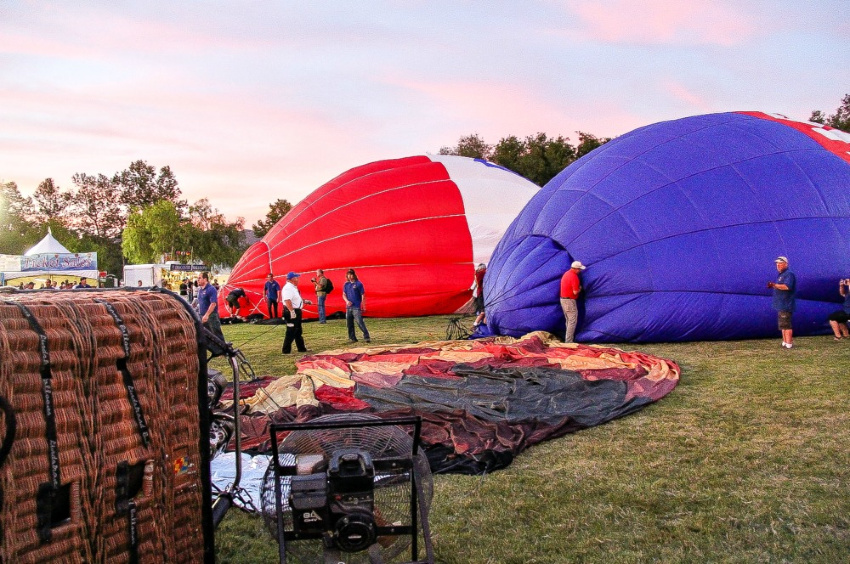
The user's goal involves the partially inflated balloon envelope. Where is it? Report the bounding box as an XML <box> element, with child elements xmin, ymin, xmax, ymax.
<box><xmin>222</xmin><ymin>155</ymin><xmax>539</xmax><ymax>318</ymax></box>
<box><xmin>485</xmin><ymin>112</ymin><xmax>850</xmax><ymax>342</ymax></box>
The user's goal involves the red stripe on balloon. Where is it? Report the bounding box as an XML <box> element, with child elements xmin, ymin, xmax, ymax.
<box><xmin>738</xmin><ymin>111</ymin><xmax>850</xmax><ymax>164</ymax></box>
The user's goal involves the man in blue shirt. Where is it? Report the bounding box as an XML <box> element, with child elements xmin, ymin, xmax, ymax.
<box><xmin>264</xmin><ymin>273</ymin><xmax>281</xmax><ymax>319</ymax></box>
<box><xmin>768</xmin><ymin>256</ymin><xmax>796</xmax><ymax>349</ymax></box>
<box><xmin>342</xmin><ymin>269</ymin><xmax>371</xmax><ymax>343</ymax></box>
<box><xmin>198</xmin><ymin>272</ymin><xmax>225</xmax><ymax>342</ymax></box>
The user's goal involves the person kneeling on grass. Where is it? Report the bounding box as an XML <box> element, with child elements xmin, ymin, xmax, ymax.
<box><xmin>828</xmin><ymin>278</ymin><xmax>850</xmax><ymax>340</ymax></box>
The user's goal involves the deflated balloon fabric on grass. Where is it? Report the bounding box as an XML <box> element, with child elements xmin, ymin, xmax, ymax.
<box><xmin>220</xmin><ymin>331</ymin><xmax>679</xmax><ymax>474</ymax></box>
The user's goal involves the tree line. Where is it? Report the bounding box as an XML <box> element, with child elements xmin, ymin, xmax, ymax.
<box><xmin>0</xmin><ymin>160</ymin><xmax>245</xmax><ymax>278</ymax></box>
<box><xmin>438</xmin><ymin>131</ymin><xmax>610</xmax><ymax>187</ymax></box>
<box><xmin>437</xmin><ymin>94</ymin><xmax>849</xmax><ymax>189</ymax></box>
<box><xmin>810</xmin><ymin>93</ymin><xmax>850</xmax><ymax>131</ymax></box>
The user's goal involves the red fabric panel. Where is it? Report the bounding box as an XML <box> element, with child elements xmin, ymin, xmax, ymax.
<box><xmin>737</xmin><ymin>111</ymin><xmax>850</xmax><ymax>164</ymax></box>
<box><xmin>403</xmin><ymin>360</ymin><xmax>463</xmax><ymax>378</ymax></box>
<box><xmin>225</xmin><ymin>156</ymin><xmax>476</xmax><ymax>319</ymax></box>
<box><xmin>314</xmin><ymin>385</ymin><xmax>371</xmax><ymax>411</ymax></box>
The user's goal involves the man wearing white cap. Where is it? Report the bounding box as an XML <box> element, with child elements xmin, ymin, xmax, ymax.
<box><xmin>560</xmin><ymin>260</ymin><xmax>587</xmax><ymax>342</ymax></box>
<box><xmin>281</xmin><ymin>271</ymin><xmax>313</xmax><ymax>354</ymax></box>
<box><xmin>767</xmin><ymin>256</ymin><xmax>796</xmax><ymax>349</ymax></box>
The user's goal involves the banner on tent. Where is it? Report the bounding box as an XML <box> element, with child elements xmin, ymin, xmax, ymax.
<box><xmin>0</xmin><ymin>254</ymin><xmax>21</xmax><ymax>271</ymax></box>
<box><xmin>20</xmin><ymin>252</ymin><xmax>98</xmax><ymax>271</ymax></box>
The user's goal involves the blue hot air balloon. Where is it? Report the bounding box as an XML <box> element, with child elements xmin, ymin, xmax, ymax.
<box><xmin>485</xmin><ymin>111</ymin><xmax>850</xmax><ymax>342</ymax></box>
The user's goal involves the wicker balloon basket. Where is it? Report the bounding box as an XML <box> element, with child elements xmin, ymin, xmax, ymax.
<box><xmin>0</xmin><ymin>289</ymin><xmax>213</xmax><ymax>564</ymax></box>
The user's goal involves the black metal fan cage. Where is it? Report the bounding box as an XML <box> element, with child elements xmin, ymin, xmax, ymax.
<box><xmin>268</xmin><ymin>416</ymin><xmax>435</xmax><ymax>564</ymax></box>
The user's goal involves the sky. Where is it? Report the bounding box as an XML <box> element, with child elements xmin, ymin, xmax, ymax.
<box><xmin>1</xmin><ymin>1</ymin><xmax>848</xmax><ymax>227</ymax></box>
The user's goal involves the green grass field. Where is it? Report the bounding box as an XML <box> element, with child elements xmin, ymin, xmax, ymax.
<box><xmin>212</xmin><ymin>316</ymin><xmax>850</xmax><ymax>563</ymax></box>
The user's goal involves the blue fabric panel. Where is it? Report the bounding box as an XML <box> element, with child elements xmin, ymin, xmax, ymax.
<box><xmin>681</xmin><ymin>122</ymin><xmax>781</xmax><ymax>162</ymax></box>
<box><xmin>486</xmin><ymin>236</ymin><xmax>571</xmax><ymax>337</ymax></box>
<box><xmin>588</xmin><ymin>159</ymin><xmax>675</xmax><ymax>208</ymax></box>
<box><xmin>735</xmin><ymin>153</ymin><xmax>829</xmax><ymax>219</ymax></box>
<box><xmin>615</xmin><ymin>183</ymin><xmax>708</xmax><ymax>243</ymax></box>
<box><xmin>790</xmin><ymin>150</ymin><xmax>850</xmax><ymax>213</ymax></box>
<box><xmin>568</xmin><ymin>209</ymin><xmax>643</xmax><ymax>263</ymax></box>
<box><xmin>676</xmin><ymin>166</ymin><xmax>771</xmax><ymax>225</ymax></box>
<box><xmin>531</xmin><ymin>188</ymin><xmax>588</xmax><ymax>237</ymax></box>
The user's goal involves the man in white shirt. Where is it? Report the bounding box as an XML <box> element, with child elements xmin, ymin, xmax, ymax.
<box><xmin>281</xmin><ymin>272</ymin><xmax>313</xmax><ymax>354</ymax></box>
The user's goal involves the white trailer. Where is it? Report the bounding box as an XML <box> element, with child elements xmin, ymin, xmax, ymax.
<box><xmin>123</xmin><ymin>264</ymin><xmax>165</xmax><ymax>287</ymax></box>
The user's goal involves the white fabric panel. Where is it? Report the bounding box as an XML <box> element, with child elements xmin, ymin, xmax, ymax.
<box><xmin>428</xmin><ymin>154</ymin><xmax>539</xmax><ymax>266</ymax></box>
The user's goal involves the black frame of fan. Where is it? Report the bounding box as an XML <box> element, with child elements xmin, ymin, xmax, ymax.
<box><xmin>268</xmin><ymin>415</ymin><xmax>435</xmax><ymax>564</ymax></box>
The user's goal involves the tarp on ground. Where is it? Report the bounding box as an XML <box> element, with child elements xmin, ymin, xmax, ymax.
<box><xmin>221</xmin><ymin>332</ymin><xmax>679</xmax><ymax>474</ymax></box>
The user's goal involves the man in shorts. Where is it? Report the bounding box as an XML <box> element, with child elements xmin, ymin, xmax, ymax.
<box><xmin>767</xmin><ymin>256</ymin><xmax>796</xmax><ymax>349</ymax></box>
<box><xmin>827</xmin><ymin>278</ymin><xmax>850</xmax><ymax>340</ymax></box>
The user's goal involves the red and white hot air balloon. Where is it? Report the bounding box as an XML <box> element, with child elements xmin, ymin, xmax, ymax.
<box><xmin>221</xmin><ymin>155</ymin><xmax>539</xmax><ymax>319</ymax></box>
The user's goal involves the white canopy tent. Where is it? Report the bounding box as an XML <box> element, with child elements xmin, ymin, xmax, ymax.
<box><xmin>2</xmin><ymin>229</ymin><xmax>98</xmax><ymax>283</ymax></box>
<box><xmin>24</xmin><ymin>229</ymin><xmax>72</xmax><ymax>256</ymax></box>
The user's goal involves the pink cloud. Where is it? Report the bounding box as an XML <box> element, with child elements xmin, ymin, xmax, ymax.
<box><xmin>562</xmin><ymin>0</ymin><xmax>756</xmax><ymax>46</ymax></box>
<box><xmin>0</xmin><ymin>75</ymin><xmax>388</xmax><ymax>225</ymax></box>
<box><xmin>385</xmin><ymin>75</ymin><xmax>639</xmax><ymax>141</ymax></box>
<box><xmin>0</xmin><ymin>6</ymin><xmax>277</xmax><ymax>62</ymax></box>
<box><xmin>661</xmin><ymin>80</ymin><xmax>712</xmax><ymax>112</ymax></box>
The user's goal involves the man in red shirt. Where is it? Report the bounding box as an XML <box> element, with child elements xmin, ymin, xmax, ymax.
<box><xmin>560</xmin><ymin>260</ymin><xmax>586</xmax><ymax>342</ymax></box>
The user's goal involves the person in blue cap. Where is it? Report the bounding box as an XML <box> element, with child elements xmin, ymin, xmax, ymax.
<box><xmin>768</xmin><ymin>256</ymin><xmax>796</xmax><ymax>349</ymax></box>
<box><xmin>281</xmin><ymin>271</ymin><xmax>313</xmax><ymax>354</ymax></box>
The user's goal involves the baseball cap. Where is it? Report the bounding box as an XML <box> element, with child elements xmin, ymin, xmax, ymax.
<box><xmin>286</xmin><ymin>271</ymin><xmax>300</xmax><ymax>280</ymax></box>
<box><xmin>774</xmin><ymin>256</ymin><xmax>789</xmax><ymax>264</ymax></box>
<box><xmin>571</xmin><ymin>261</ymin><xmax>587</xmax><ymax>270</ymax></box>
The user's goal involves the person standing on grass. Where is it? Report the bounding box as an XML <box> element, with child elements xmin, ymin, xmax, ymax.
<box><xmin>312</xmin><ymin>269</ymin><xmax>329</xmax><ymax>323</ymax></box>
<box><xmin>198</xmin><ymin>272</ymin><xmax>225</xmax><ymax>342</ymax></box>
<box><xmin>281</xmin><ymin>272</ymin><xmax>312</xmax><ymax>354</ymax></box>
<box><xmin>560</xmin><ymin>260</ymin><xmax>586</xmax><ymax>343</ymax></box>
<box><xmin>343</xmin><ymin>269</ymin><xmax>371</xmax><ymax>343</ymax></box>
<box><xmin>470</xmin><ymin>263</ymin><xmax>487</xmax><ymax>327</ymax></box>
<box><xmin>827</xmin><ymin>278</ymin><xmax>850</xmax><ymax>340</ymax></box>
<box><xmin>264</xmin><ymin>273</ymin><xmax>282</xmax><ymax>319</ymax></box>
<box><xmin>768</xmin><ymin>256</ymin><xmax>796</xmax><ymax>349</ymax></box>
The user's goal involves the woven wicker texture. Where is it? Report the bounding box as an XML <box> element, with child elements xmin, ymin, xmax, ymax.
<box><xmin>0</xmin><ymin>290</ymin><xmax>205</xmax><ymax>564</ymax></box>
